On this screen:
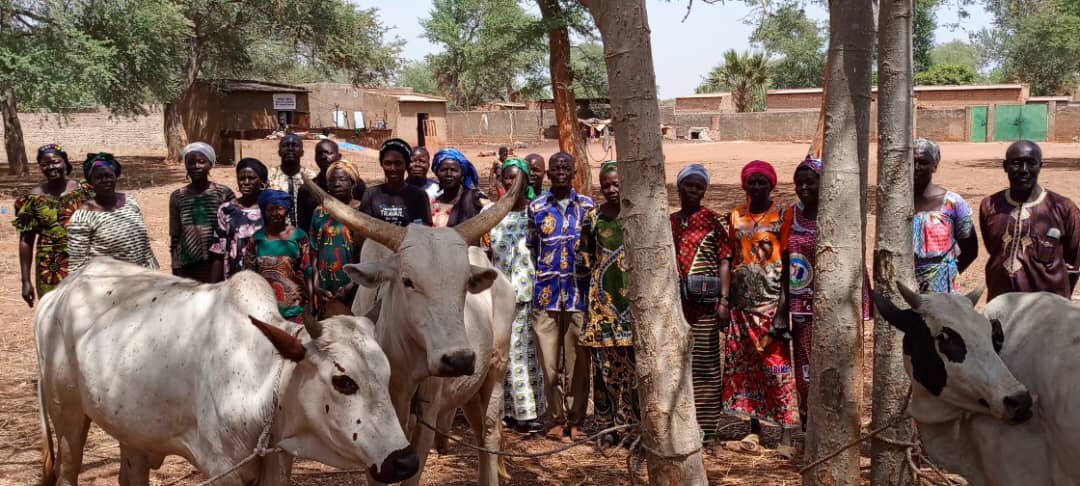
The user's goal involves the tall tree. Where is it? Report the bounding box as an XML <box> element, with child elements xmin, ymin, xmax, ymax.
<box><xmin>802</xmin><ymin>0</ymin><xmax>873</xmax><ymax>485</ymax></box>
<box><xmin>579</xmin><ymin>1</ymin><xmax>708</xmax><ymax>484</ymax></box>
<box><xmin>872</xmin><ymin>0</ymin><xmax>915</xmax><ymax>484</ymax></box>
<box><xmin>571</xmin><ymin>42</ymin><xmax>609</xmax><ymax>98</ymax></box>
<box><xmin>750</xmin><ymin>4</ymin><xmax>826</xmax><ymax>88</ymax></box>
<box><xmin>162</xmin><ymin>0</ymin><xmax>400</xmax><ymax>159</ymax></box>
<box><xmin>930</xmin><ymin>40</ymin><xmax>979</xmax><ymax>71</ymax></box>
<box><xmin>0</xmin><ymin>0</ymin><xmax>189</xmax><ymax>174</ymax></box>
<box><xmin>537</xmin><ymin>0</ymin><xmax>589</xmax><ymax>194</ymax></box>
<box><xmin>394</xmin><ymin>59</ymin><xmax>441</xmax><ymax>96</ymax></box>
<box><xmin>913</xmin><ymin>0</ymin><xmax>938</xmax><ymax>73</ymax></box>
<box><xmin>696</xmin><ymin>50</ymin><xmax>771</xmax><ymax>112</ymax></box>
<box><xmin>979</xmin><ymin>0</ymin><xmax>1080</xmax><ymax>95</ymax></box>
<box><xmin>423</xmin><ymin>0</ymin><xmax>545</xmax><ymax>109</ymax></box>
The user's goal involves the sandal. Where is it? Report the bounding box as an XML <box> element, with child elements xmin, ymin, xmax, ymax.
<box><xmin>720</xmin><ymin>433</ymin><xmax>763</xmax><ymax>454</ymax></box>
<box><xmin>774</xmin><ymin>444</ymin><xmax>797</xmax><ymax>460</ymax></box>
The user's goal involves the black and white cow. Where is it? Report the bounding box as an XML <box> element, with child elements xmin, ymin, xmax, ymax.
<box><xmin>874</xmin><ymin>283</ymin><xmax>1080</xmax><ymax>486</ymax></box>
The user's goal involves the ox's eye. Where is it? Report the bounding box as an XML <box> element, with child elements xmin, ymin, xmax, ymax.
<box><xmin>402</xmin><ymin>277</ymin><xmax>415</xmax><ymax>289</ymax></box>
<box><xmin>935</xmin><ymin>327</ymin><xmax>967</xmax><ymax>363</ymax></box>
<box><xmin>332</xmin><ymin>375</ymin><xmax>359</xmax><ymax>395</ymax></box>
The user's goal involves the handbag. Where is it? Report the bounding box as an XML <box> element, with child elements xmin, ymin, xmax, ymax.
<box><xmin>680</xmin><ymin>274</ymin><xmax>722</xmax><ymax>304</ymax></box>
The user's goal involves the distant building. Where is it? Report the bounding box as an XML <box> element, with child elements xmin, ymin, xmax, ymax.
<box><xmin>302</xmin><ymin>83</ymin><xmax>448</xmax><ymax>149</ymax></box>
<box><xmin>676</xmin><ymin>84</ymin><xmax>1032</xmax><ymax>113</ymax></box>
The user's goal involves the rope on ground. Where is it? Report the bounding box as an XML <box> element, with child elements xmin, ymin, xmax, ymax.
<box><xmin>800</xmin><ymin>387</ymin><xmax>912</xmax><ymax>475</ymax></box>
<box><xmin>414</xmin><ymin>413</ymin><xmax>635</xmax><ymax>458</ymax></box>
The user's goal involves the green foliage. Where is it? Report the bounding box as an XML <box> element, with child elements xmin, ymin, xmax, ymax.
<box><xmin>913</xmin><ymin>63</ymin><xmax>977</xmax><ymax>85</ymax></box>
<box><xmin>929</xmin><ymin>40</ymin><xmax>979</xmax><ymax>72</ymax></box>
<box><xmin>571</xmin><ymin>42</ymin><xmax>608</xmax><ymax>98</ymax></box>
<box><xmin>750</xmin><ymin>4</ymin><xmax>825</xmax><ymax>88</ymax></box>
<box><xmin>422</xmin><ymin>0</ymin><xmax>547</xmax><ymax>109</ymax></box>
<box><xmin>394</xmin><ymin>59</ymin><xmax>441</xmax><ymax>96</ymax></box>
<box><xmin>914</xmin><ymin>0</ymin><xmax>939</xmax><ymax>73</ymax></box>
<box><xmin>697</xmin><ymin>50</ymin><xmax>770</xmax><ymax>112</ymax></box>
<box><xmin>978</xmin><ymin>0</ymin><xmax>1080</xmax><ymax>95</ymax></box>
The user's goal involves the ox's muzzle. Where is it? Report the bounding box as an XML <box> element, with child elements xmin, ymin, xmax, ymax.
<box><xmin>1003</xmin><ymin>390</ymin><xmax>1034</xmax><ymax>424</ymax></box>
<box><xmin>435</xmin><ymin>349</ymin><xmax>476</xmax><ymax>377</ymax></box>
<box><xmin>369</xmin><ymin>447</ymin><xmax>419</xmax><ymax>483</ymax></box>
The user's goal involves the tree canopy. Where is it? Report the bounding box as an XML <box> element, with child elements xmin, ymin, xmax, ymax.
<box><xmin>913</xmin><ymin>63</ymin><xmax>977</xmax><ymax>85</ymax></box>
<box><xmin>696</xmin><ymin>50</ymin><xmax>771</xmax><ymax>112</ymax></box>
<box><xmin>750</xmin><ymin>4</ymin><xmax>825</xmax><ymax>89</ymax></box>
<box><xmin>978</xmin><ymin>0</ymin><xmax>1080</xmax><ymax>95</ymax></box>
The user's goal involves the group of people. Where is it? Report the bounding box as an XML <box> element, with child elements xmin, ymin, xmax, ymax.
<box><xmin>15</xmin><ymin>133</ymin><xmax>1079</xmax><ymax>460</ymax></box>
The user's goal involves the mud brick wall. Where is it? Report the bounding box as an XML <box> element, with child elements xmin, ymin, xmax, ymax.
<box><xmin>0</xmin><ymin>107</ymin><xmax>166</xmax><ymax>164</ymax></box>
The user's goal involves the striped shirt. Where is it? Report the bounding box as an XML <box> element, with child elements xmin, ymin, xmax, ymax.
<box><xmin>169</xmin><ymin>183</ymin><xmax>235</xmax><ymax>269</ymax></box>
<box><xmin>68</xmin><ymin>195</ymin><xmax>159</xmax><ymax>271</ymax></box>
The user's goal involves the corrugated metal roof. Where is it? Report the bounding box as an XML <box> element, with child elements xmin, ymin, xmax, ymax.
<box><xmin>397</xmin><ymin>94</ymin><xmax>447</xmax><ymax>103</ymax></box>
<box><xmin>213</xmin><ymin>79</ymin><xmax>309</xmax><ymax>93</ymax></box>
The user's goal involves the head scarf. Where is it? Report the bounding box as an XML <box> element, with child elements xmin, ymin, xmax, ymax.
<box><xmin>258</xmin><ymin>189</ymin><xmax>293</xmax><ymax>213</ymax></box>
<box><xmin>677</xmin><ymin>163</ymin><xmax>710</xmax><ymax>186</ymax></box>
<box><xmin>326</xmin><ymin>159</ymin><xmax>361</xmax><ymax>184</ymax></box>
<box><xmin>37</xmin><ymin>143</ymin><xmax>72</xmax><ymax>175</ymax></box>
<box><xmin>741</xmin><ymin>160</ymin><xmax>777</xmax><ymax>189</ymax></box>
<box><xmin>182</xmin><ymin>142</ymin><xmax>217</xmax><ymax>164</ymax></box>
<box><xmin>795</xmin><ymin>157</ymin><xmax>823</xmax><ymax>180</ymax></box>
<box><xmin>83</xmin><ymin>152</ymin><xmax>121</xmax><ymax>179</ymax></box>
<box><xmin>433</xmin><ymin>148</ymin><xmax>480</xmax><ymax>190</ymax></box>
<box><xmin>235</xmin><ymin>157</ymin><xmax>268</xmax><ymax>182</ymax></box>
<box><xmin>913</xmin><ymin>138</ymin><xmax>941</xmax><ymax>163</ymax></box>
<box><xmin>600</xmin><ymin>160</ymin><xmax>618</xmax><ymax>174</ymax></box>
<box><xmin>379</xmin><ymin>138</ymin><xmax>412</xmax><ymax>163</ymax></box>
<box><xmin>501</xmin><ymin>157</ymin><xmax>536</xmax><ymax>199</ymax></box>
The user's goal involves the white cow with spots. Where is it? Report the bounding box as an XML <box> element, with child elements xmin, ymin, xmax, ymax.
<box><xmin>873</xmin><ymin>284</ymin><xmax>1080</xmax><ymax>486</ymax></box>
<box><xmin>306</xmin><ymin>174</ymin><xmax>518</xmax><ymax>486</ymax></box>
<box><xmin>35</xmin><ymin>259</ymin><xmax>418</xmax><ymax>486</ymax></box>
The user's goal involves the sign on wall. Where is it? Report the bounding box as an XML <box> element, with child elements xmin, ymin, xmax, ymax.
<box><xmin>273</xmin><ymin>93</ymin><xmax>297</xmax><ymax>111</ymax></box>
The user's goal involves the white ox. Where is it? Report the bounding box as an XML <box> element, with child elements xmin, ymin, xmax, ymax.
<box><xmin>873</xmin><ymin>284</ymin><xmax>1080</xmax><ymax>486</ymax></box>
<box><xmin>305</xmin><ymin>174</ymin><xmax>518</xmax><ymax>486</ymax></box>
<box><xmin>35</xmin><ymin>259</ymin><xmax>419</xmax><ymax>486</ymax></box>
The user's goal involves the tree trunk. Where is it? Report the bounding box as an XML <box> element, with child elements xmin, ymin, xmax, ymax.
<box><xmin>809</xmin><ymin>64</ymin><xmax>829</xmax><ymax>159</ymax></box>
<box><xmin>579</xmin><ymin>1</ymin><xmax>707</xmax><ymax>484</ymax></box>
<box><xmin>872</xmin><ymin>0</ymin><xmax>915</xmax><ymax>484</ymax></box>
<box><xmin>165</xmin><ymin>46</ymin><xmax>201</xmax><ymax>161</ymax></box>
<box><xmin>802</xmin><ymin>1</ymin><xmax>874</xmax><ymax>485</ymax></box>
<box><xmin>539</xmin><ymin>0</ymin><xmax>590</xmax><ymax>195</ymax></box>
<box><xmin>1</xmin><ymin>84</ymin><xmax>29</xmax><ymax>176</ymax></box>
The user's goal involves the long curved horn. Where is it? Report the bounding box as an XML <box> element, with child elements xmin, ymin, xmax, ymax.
<box><xmin>302</xmin><ymin>173</ymin><xmax>406</xmax><ymax>251</ymax></box>
<box><xmin>455</xmin><ymin>171</ymin><xmax>525</xmax><ymax>244</ymax></box>
<box><xmin>896</xmin><ymin>280</ymin><xmax>923</xmax><ymax>310</ymax></box>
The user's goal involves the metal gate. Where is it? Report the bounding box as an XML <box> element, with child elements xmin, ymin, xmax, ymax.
<box><xmin>970</xmin><ymin>105</ymin><xmax>988</xmax><ymax>142</ymax></box>
<box><xmin>993</xmin><ymin>104</ymin><xmax>1048</xmax><ymax>141</ymax></box>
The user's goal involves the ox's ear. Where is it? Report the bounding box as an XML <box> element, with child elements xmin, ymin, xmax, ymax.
<box><xmin>467</xmin><ymin>265</ymin><xmax>499</xmax><ymax>294</ymax></box>
<box><xmin>250</xmin><ymin>316</ymin><xmax>306</xmax><ymax>362</ymax></box>
<box><xmin>871</xmin><ymin>289</ymin><xmax>922</xmax><ymax>335</ymax></box>
<box><xmin>344</xmin><ymin>261</ymin><xmax>394</xmax><ymax>289</ymax></box>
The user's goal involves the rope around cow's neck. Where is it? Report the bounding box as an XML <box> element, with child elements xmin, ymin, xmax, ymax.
<box><xmin>194</xmin><ymin>328</ymin><xmax>297</xmax><ymax>485</ymax></box>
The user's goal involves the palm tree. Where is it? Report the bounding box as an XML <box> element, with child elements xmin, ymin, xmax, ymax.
<box><xmin>696</xmin><ymin>50</ymin><xmax>771</xmax><ymax>112</ymax></box>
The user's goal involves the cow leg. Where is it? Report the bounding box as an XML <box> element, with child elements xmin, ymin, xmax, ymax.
<box><xmin>54</xmin><ymin>413</ymin><xmax>90</xmax><ymax>486</ymax></box>
<box><xmin>463</xmin><ymin>377</ymin><xmax>503</xmax><ymax>486</ymax></box>
<box><xmin>401</xmin><ymin>403</ymin><xmax>440</xmax><ymax>486</ymax></box>
<box><xmin>117</xmin><ymin>444</ymin><xmax>151</xmax><ymax>486</ymax></box>
<box><xmin>434</xmin><ymin>408</ymin><xmax>455</xmax><ymax>454</ymax></box>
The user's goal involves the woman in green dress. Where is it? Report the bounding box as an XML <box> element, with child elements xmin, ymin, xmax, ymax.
<box><xmin>243</xmin><ymin>189</ymin><xmax>314</xmax><ymax>323</ymax></box>
<box><xmin>310</xmin><ymin>160</ymin><xmax>363</xmax><ymax>317</ymax></box>
<box><xmin>14</xmin><ymin>144</ymin><xmax>91</xmax><ymax>306</ymax></box>
<box><xmin>577</xmin><ymin>161</ymin><xmax>638</xmax><ymax>447</ymax></box>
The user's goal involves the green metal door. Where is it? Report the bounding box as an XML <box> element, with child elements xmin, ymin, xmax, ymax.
<box><xmin>1020</xmin><ymin>104</ymin><xmax>1048</xmax><ymax>141</ymax></box>
<box><xmin>993</xmin><ymin>104</ymin><xmax>1049</xmax><ymax>141</ymax></box>
<box><xmin>994</xmin><ymin>104</ymin><xmax>1022</xmax><ymax>140</ymax></box>
<box><xmin>970</xmin><ymin>105</ymin><xmax>988</xmax><ymax>142</ymax></box>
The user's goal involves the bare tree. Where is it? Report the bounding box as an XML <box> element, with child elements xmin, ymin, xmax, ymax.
<box><xmin>578</xmin><ymin>1</ymin><xmax>707</xmax><ymax>484</ymax></box>
<box><xmin>538</xmin><ymin>0</ymin><xmax>591</xmax><ymax>194</ymax></box>
<box><xmin>1</xmin><ymin>84</ymin><xmax>28</xmax><ymax>175</ymax></box>
<box><xmin>802</xmin><ymin>0</ymin><xmax>874</xmax><ymax>484</ymax></box>
<box><xmin>872</xmin><ymin>0</ymin><xmax>916</xmax><ymax>483</ymax></box>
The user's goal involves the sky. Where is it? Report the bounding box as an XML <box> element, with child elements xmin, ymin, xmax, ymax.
<box><xmin>357</xmin><ymin>1</ymin><xmax>995</xmax><ymax>100</ymax></box>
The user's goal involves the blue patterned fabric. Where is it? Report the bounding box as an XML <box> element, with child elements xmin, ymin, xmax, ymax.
<box><xmin>527</xmin><ymin>190</ymin><xmax>595</xmax><ymax>312</ymax></box>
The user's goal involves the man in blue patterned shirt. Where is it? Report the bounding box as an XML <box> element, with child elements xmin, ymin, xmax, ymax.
<box><xmin>528</xmin><ymin>152</ymin><xmax>595</xmax><ymax>441</ymax></box>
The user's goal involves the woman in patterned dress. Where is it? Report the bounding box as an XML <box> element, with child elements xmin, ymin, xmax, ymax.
<box><xmin>243</xmin><ymin>189</ymin><xmax>314</xmax><ymax>323</ymax></box>
<box><xmin>483</xmin><ymin>158</ymin><xmax>545</xmax><ymax>432</ymax></box>
<box><xmin>310</xmin><ymin>160</ymin><xmax>363</xmax><ymax>317</ymax></box>
<box><xmin>14</xmin><ymin>144</ymin><xmax>91</xmax><ymax>306</ymax></box>
<box><xmin>786</xmin><ymin>158</ymin><xmax>821</xmax><ymax>430</ymax></box>
<box><xmin>67</xmin><ymin>154</ymin><xmax>158</xmax><ymax>271</ymax></box>
<box><xmin>169</xmin><ymin>142</ymin><xmax>235</xmax><ymax>281</ymax></box>
<box><xmin>912</xmin><ymin>138</ymin><xmax>978</xmax><ymax>292</ymax></box>
<box><xmin>721</xmin><ymin>160</ymin><xmax>797</xmax><ymax>459</ymax></box>
<box><xmin>578</xmin><ymin>161</ymin><xmax>638</xmax><ymax>448</ymax></box>
<box><xmin>669</xmin><ymin>163</ymin><xmax>732</xmax><ymax>444</ymax></box>
<box><xmin>210</xmin><ymin>158</ymin><xmax>267</xmax><ymax>281</ymax></box>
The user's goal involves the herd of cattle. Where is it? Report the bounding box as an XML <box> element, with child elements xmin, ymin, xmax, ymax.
<box><xmin>30</xmin><ymin>173</ymin><xmax>1080</xmax><ymax>485</ymax></box>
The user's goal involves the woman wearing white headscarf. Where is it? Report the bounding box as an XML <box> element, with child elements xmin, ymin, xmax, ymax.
<box><xmin>169</xmin><ymin>142</ymin><xmax>235</xmax><ymax>281</ymax></box>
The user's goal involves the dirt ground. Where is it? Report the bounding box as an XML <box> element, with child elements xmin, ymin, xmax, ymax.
<box><xmin>1</xmin><ymin>140</ymin><xmax>1079</xmax><ymax>485</ymax></box>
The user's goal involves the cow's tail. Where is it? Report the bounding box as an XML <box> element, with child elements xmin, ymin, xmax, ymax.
<box><xmin>38</xmin><ymin>363</ymin><xmax>57</xmax><ymax>486</ymax></box>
